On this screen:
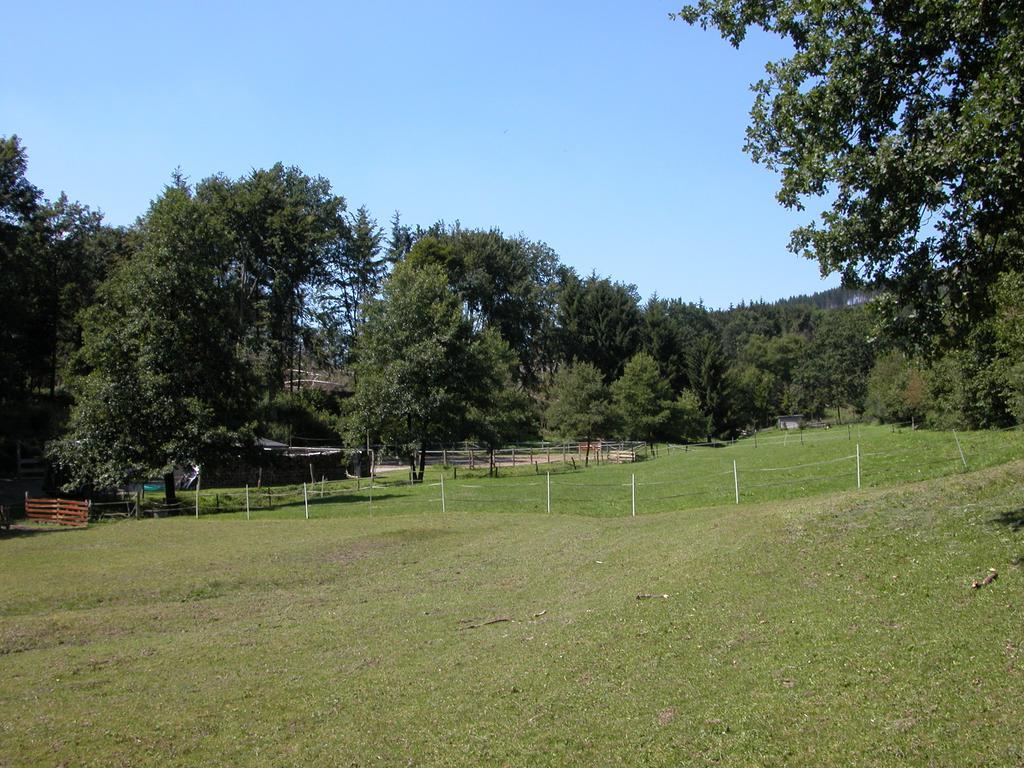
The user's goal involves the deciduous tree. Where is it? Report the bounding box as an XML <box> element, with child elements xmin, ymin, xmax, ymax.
<box><xmin>675</xmin><ymin>0</ymin><xmax>1024</xmax><ymax>345</ymax></box>
<box><xmin>349</xmin><ymin>262</ymin><xmax>510</xmax><ymax>480</ymax></box>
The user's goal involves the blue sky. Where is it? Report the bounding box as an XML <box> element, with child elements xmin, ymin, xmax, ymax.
<box><xmin>1</xmin><ymin>0</ymin><xmax>838</xmax><ymax>308</ymax></box>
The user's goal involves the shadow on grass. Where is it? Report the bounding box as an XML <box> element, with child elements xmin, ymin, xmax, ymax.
<box><xmin>1</xmin><ymin>524</ymin><xmax>84</xmax><ymax>538</ymax></box>
<box><xmin>991</xmin><ymin>507</ymin><xmax>1024</xmax><ymax>532</ymax></box>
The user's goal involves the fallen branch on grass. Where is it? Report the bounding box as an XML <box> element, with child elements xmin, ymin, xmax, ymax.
<box><xmin>971</xmin><ymin>569</ymin><xmax>998</xmax><ymax>589</ymax></box>
<box><xmin>636</xmin><ymin>593</ymin><xmax>670</xmax><ymax>600</ymax></box>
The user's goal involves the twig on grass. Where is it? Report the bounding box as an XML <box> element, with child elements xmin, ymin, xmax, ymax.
<box><xmin>636</xmin><ymin>593</ymin><xmax>670</xmax><ymax>600</ymax></box>
<box><xmin>460</xmin><ymin>616</ymin><xmax>514</xmax><ymax>630</ymax></box>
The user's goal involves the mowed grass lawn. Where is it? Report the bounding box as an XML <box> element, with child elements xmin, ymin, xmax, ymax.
<box><xmin>2</xmin><ymin>438</ymin><xmax>1024</xmax><ymax>765</ymax></box>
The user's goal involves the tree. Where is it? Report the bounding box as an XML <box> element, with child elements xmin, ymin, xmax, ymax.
<box><xmin>348</xmin><ymin>262</ymin><xmax>505</xmax><ymax>481</ymax></box>
<box><xmin>669</xmin><ymin>390</ymin><xmax>711</xmax><ymax>442</ymax></box>
<box><xmin>545</xmin><ymin>362</ymin><xmax>615</xmax><ymax>466</ymax></box>
<box><xmin>0</xmin><ymin>135</ymin><xmax>43</xmax><ymax>401</ymax></box>
<box><xmin>466</xmin><ymin>334</ymin><xmax>540</xmax><ymax>475</ymax></box>
<box><xmin>730</xmin><ymin>363</ymin><xmax>776</xmax><ymax>429</ymax></box>
<box><xmin>406</xmin><ymin>226</ymin><xmax>561</xmax><ymax>385</ymax></box>
<box><xmin>0</xmin><ymin>137</ymin><xmax>123</xmax><ymax>408</ymax></box>
<box><xmin>675</xmin><ymin>0</ymin><xmax>1024</xmax><ymax>345</ymax></box>
<box><xmin>990</xmin><ymin>271</ymin><xmax>1024</xmax><ymax>422</ymax></box>
<box><xmin>557</xmin><ymin>272</ymin><xmax>644</xmax><ymax>382</ymax></box>
<box><xmin>386</xmin><ymin>211</ymin><xmax>414</xmax><ymax>263</ymax></box>
<box><xmin>793</xmin><ymin>308</ymin><xmax>875</xmax><ymax>419</ymax></box>
<box><xmin>687</xmin><ymin>333</ymin><xmax>733</xmax><ymax>437</ymax></box>
<box><xmin>864</xmin><ymin>351</ymin><xmax>926</xmax><ymax>424</ymax></box>
<box><xmin>643</xmin><ymin>296</ymin><xmax>716</xmax><ymax>393</ymax></box>
<box><xmin>50</xmin><ymin>183</ymin><xmax>258</xmax><ymax>493</ymax></box>
<box><xmin>197</xmin><ymin>164</ymin><xmax>348</xmax><ymax>394</ymax></box>
<box><xmin>24</xmin><ymin>195</ymin><xmax>107</xmax><ymax>398</ymax></box>
<box><xmin>611</xmin><ymin>352</ymin><xmax>673</xmax><ymax>447</ymax></box>
<box><xmin>320</xmin><ymin>205</ymin><xmax>387</xmax><ymax>365</ymax></box>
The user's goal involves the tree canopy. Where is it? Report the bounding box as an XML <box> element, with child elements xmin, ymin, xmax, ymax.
<box><xmin>348</xmin><ymin>262</ymin><xmax>518</xmax><ymax>479</ymax></box>
<box><xmin>675</xmin><ymin>0</ymin><xmax>1024</xmax><ymax>345</ymax></box>
<box><xmin>9</xmin><ymin>123</ymin><xmax>1023</xmax><ymax>488</ymax></box>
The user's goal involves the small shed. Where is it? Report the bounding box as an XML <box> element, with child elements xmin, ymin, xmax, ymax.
<box><xmin>776</xmin><ymin>414</ymin><xmax>803</xmax><ymax>430</ymax></box>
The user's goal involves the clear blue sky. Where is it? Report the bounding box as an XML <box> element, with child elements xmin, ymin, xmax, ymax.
<box><xmin>1</xmin><ymin>0</ymin><xmax>837</xmax><ymax>309</ymax></box>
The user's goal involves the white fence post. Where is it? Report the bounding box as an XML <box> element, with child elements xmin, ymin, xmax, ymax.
<box><xmin>546</xmin><ymin>472</ymin><xmax>551</xmax><ymax>514</ymax></box>
<box><xmin>245</xmin><ymin>484</ymin><xmax>250</xmax><ymax>520</ymax></box>
<box><xmin>733</xmin><ymin>460</ymin><xmax>739</xmax><ymax>505</ymax></box>
<box><xmin>856</xmin><ymin>444</ymin><xmax>861</xmax><ymax>489</ymax></box>
<box><xmin>303</xmin><ymin>482</ymin><xmax>309</xmax><ymax>519</ymax></box>
<box><xmin>195</xmin><ymin>468</ymin><xmax>201</xmax><ymax>518</ymax></box>
<box><xmin>631</xmin><ymin>474</ymin><xmax>636</xmax><ymax>517</ymax></box>
<box><xmin>953</xmin><ymin>430</ymin><xmax>968</xmax><ymax>469</ymax></box>
<box><xmin>441</xmin><ymin>475</ymin><xmax>446</xmax><ymax>513</ymax></box>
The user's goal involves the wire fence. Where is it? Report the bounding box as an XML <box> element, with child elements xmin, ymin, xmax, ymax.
<box><xmin>159</xmin><ymin>427</ymin><xmax>1018</xmax><ymax>520</ymax></box>
<box><xmin>163</xmin><ymin>436</ymin><xmax>978</xmax><ymax>520</ymax></box>
<box><xmin>5</xmin><ymin>427</ymin><xmax>1021</xmax><ymax>525</ymax></box>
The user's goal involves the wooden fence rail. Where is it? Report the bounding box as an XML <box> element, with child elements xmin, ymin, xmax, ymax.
<box><xmin>24</xmin><ymin>496</ymin><xmax>90</xmax><ymax>528</ymax></box>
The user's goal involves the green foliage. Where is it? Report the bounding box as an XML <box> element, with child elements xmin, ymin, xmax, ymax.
<box><xmin>922</xmin><ymin>347</ymin><xmax>1009</xmax><ymax>430</ymax></box>
<box><xmin>729</xmin><ymin>363</ymin><xmax>776</xmax><ymax>429</ymax></box>
<box><xmin>261</xmin><ymin>389</ymin><xmax>342</xmax><ymax>445</ymax></box>
<box><xmin>611</xmin><ymin>352</ymin><xmax>673</xmax><ymax>442</ymax></box>
<box><xmin>0</xmin><ymin>137</ymin><xmax>115</xmax><ymax>401</ymax></box>
<box><xmin>407</xmin><ymin>225</ymin><xmax>561</xmax><ymax>385</ymax></box>
<box><xmin>990</xmin><ymin>271</ymin><xmax>1024</xmax><ymax>422</ymax></box>
<box><xmin>687</xmin><ymin>333</ymin><xmax>733</xmax><ymax>436</ymax></box>
<box><xmin>557</xmin><ymin>272</ymin><xmax>643</xmax><ymax>382</ymax></box>
<box><xmin>349</xmin><ymin>262</ymin><xmax>515</xmax><ymax>476</ymax></box>
<box><xmin>0</xmin><ymin>135</ymin><xmax>42</xmax><ymax>400</ymax></box>
<box><xmin>545</xmin><ymin>361</ymin><xmax>616</xmax><ymax>453</ymax></box>
<box><xmin>24</xmin><ymin>195</ymin><xmax>111</xmax><ymax>396</ymax></box>
<box><xmin>466</xmin><ymin>333</ymin><xmax>541</xmax><ymax>452</ymax></box>
<box><xmin>675</xmin><ymin>0</ymin><xmax>1024</xmax><ymax>346</ymax></box>
<box><xmin>197</xmin><ymin>163</ymin><xmax>349</xmax><ymax>392</ymax></box>
<box><xmin>642</xmin><ymin>297</ymin><xmax>716</xmax><ymax>392</ymax></box>
<box><xmin>319</xmin><ymin>205</ymin><xmax>388</xmax><ymax>367</ymax></box>
<box><xmin>669</xmin><ymin>389</ymin><xmax>711</xmax><ymax>442</ymax></box>
<box><xmin>794</xmin><ymin>308</ymin><xmax>875</xmax><ymax>417</ymax></box>
<box><xmin>51</xmin><ymin>185</ymin><xmax>258</xmax><ymax>488</ymax></box>
<box><xmin>864</xmin><ymin>352</ymin><xmax>926</xmax><ymax>424</ymax></box>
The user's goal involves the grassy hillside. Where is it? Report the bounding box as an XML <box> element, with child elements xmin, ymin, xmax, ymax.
<box><xmin>2</xmin><ymin>444</ymin><xmax>1023</xmax><ymax>765</ymax></box>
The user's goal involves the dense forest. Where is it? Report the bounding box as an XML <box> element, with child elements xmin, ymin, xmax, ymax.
<box><xmin>2</xmin><ymin>135</ymin><xmax>1021</xmax><ymax>488</ymax></box>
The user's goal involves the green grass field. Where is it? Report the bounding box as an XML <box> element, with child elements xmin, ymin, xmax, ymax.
<box><xmin>2</xmin><ymin>426</ymin><xmax>1023</xmax><ymax>766</ymax></box>
<box><xmin>180</xmin><ymin>424</ymin><xmax>1024</xmax><ymax>521</ymax></box>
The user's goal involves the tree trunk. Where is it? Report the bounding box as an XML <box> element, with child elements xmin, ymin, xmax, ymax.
<box><xmin>584</xmin><ymin>436</ymin><xmax>591</xmax><ymax>468</ymax></box>
<box><xmin>163</xmin><ymin>472</ymin><xmax>177</xmax><ymax>505</ymax></box>
<box><xmin>417</xmin><ymin>442</ymin><xmax>427</xmax><ymax>483</ymax></box>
